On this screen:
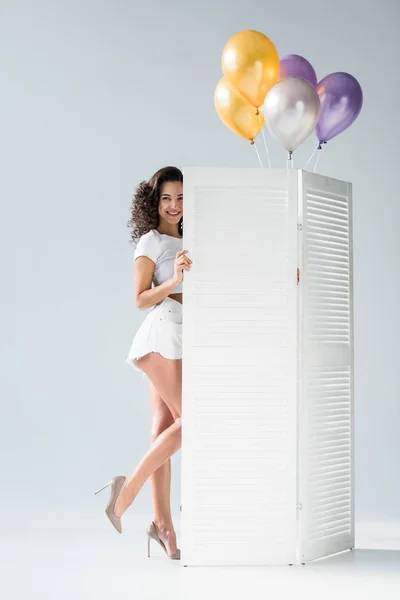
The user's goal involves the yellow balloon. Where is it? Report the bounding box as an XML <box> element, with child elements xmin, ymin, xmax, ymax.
<box><xmin>222</xmin><ymin>30</ymin><xmax>280</xmax><ymax>108</ymax></box>
<box><xmin>214</xmin><ymin>77</ymin><xmax>265</xmax><ymax>142</ymax></box>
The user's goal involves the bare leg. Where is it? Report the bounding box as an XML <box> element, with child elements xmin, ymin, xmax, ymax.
<box><xmin>149</xmin><ymin>383</ymin><xmax>178</xmax><ymax>553</ymax></box>
<box><xmin>114</xmin><ymin>353</ymin><xmax>182</xmax><ymax>520</ymax></box>
<box><xmin>149</xmin><ymin>383</ymin><xmax>174</xmax><ymax>524</ymax></box>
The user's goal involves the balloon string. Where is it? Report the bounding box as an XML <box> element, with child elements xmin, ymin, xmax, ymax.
<box><xmin>287</xmin><ymin>151</ymin><xmax>294</xmax><ymax>170</ymax></box>
<box><xmin>313</xmin><ymin>150</ymin><xmax>321</xmax><ymax>173</ymax></box>
<box><xmin>258</xmin><ymin>113</ymin><xmax>271</xmax><ymax>168</ymax></box>
<box><xmin>252</xmin><ymin>140</ymin><xmax>264</xmax><ymax>168</ymax></box>
<box><xmin>305</xmin><ymin>145</ymin><xmax>318</xmax><ymax>169</ymax></box>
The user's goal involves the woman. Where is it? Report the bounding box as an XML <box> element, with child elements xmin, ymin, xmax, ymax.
<box><xmin>95</xmin><ymin>166</ymin><xmax>191</xmax><ymax>560</ymax></box>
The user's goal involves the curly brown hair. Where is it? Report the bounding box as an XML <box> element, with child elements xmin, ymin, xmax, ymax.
<box><xmin>127</xmin><ymin>166</ymin><xmax>183</xmax><ymax>243</ymax></box>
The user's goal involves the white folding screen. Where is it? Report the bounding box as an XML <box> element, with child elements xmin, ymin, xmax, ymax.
<box><xmin>298</xmin><ymin>171</ymin><xmax>354</xmax><ymax>562</ymax></box>
<box><xmin>181</xmin><ymin>168</ymin><xmax>298</xmax><ymax>566</ymax></box>
<box><xmin>181</xmin><ymin>168</ymin><xmax>354</xmax><ymax>566</ymax></box>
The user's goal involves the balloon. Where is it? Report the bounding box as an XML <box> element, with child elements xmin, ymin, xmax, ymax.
<box><xmin>316</xmin><ymin>72</ymin><xmax>363</xmax><ymax>143</ymax></box>
<box><xmin>222</xmin><ymin>30</ymin><xmax>279</xmax><ymax>108</ymax></box>
<box><xmin>215</xmin><ymin>77</ymin><xmax>265</xmax><ymax>141</ymax></box>
<box><xmin>279</xmin><ymin>54</ymin><xmax>317</xmax><ymax>87</ymax></box>
<box><xmin>264</xmin><ymin>76</ymin><xmax>320</xmax><ymax>153</ymax></box>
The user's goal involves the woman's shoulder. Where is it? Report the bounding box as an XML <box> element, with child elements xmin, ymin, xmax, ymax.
<box><xmin>139</xmin><ymin>228</ymin><xmax>159</xmax><ymax>242</ymax></box>
<box><xmin>134</xmin><ymin>229</ymin><xmax>161</xmax><ymax>261</ymax></box>
<box><xmin>138</xmin><ymin>229</ymin><xmax>160</xmax><ymax>244</ymax></box>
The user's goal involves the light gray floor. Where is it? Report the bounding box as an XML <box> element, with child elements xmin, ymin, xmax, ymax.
<box><xmin>2</xmin><ymin>511</ymin><xmax>399</xmax><ymax>599</ymax></box>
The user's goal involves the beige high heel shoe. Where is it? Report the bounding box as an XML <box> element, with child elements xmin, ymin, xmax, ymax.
<box><xmin>94</xmin><ymin>475</ymin><xmax>126</xmax><ymax>534</ymax></box>
<box><xmin>147</xmin><ymin>521</ymin><xmax>181</xmax><ymax>560</ymax></box>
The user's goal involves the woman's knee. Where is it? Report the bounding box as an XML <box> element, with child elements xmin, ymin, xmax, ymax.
<box><xmin>151</xmin><ymin>415</ymin><xmax>174</xmax><ymax>442</ymax></box>
<box><xmin>174</xmin><ymin>417</ymin><xmax>182</xmax><ymax>446</ymax></box>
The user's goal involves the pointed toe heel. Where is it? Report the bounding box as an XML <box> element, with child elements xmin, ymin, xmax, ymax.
<box><xmin>146</xmin><ymin>521</ymin><xmax>181</xmax><ymax>560</ymax></box>
<box><xmin>95</xmin><ymin>475</ymin><xmax>126</xmax><ymax>534</ymax></box>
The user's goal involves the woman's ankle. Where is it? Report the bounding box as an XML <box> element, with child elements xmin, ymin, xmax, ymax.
<box><xmin>153</xmin><ymin>518</ymin><xmax>174</xmax><ymax>532</ymax></box>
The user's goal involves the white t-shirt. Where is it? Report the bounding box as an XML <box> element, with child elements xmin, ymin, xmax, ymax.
<box><xmin>134</xmin><ymin>229</ymin><xmax>183</xmax><ymax>293</ymax></box>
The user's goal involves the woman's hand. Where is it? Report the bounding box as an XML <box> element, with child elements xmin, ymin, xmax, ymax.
<box><xmin>172</xmin><ymin>249</ymin><xmax>192</xmax><ymax>285</ymax></box>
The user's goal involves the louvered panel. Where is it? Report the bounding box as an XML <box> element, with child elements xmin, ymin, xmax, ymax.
<box><xmin>299</xmin><ymin>172</ymin><xmax>354</xmax><ymax>563</ymax></box>
<box><xmin>306</xmin><ymin>185</ymin><xmax>350</xmax><ymax>347</ymax></box>
<box><xmin>181</xmin><ymin>168</ymin><xmax>298</xmax><ymax>566</ymax></box>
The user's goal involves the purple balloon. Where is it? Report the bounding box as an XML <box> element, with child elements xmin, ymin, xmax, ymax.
<box><xmin>316</xmin><ymin>72</ymin><xmax>363</xmax><ymax>143</ymax></box>
<box><xmin>279</xmin><ymin>54</ymin><xmax>318</xmax><ymax>87</ymax></box>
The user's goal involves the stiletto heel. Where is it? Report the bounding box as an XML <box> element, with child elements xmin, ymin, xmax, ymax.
<box><xmin>94</xmin><ymin>481</ymin><xmax>112</xmax><ymax>495</ymax></box>
<box><xmin>146</xmin><ymin>521</ymin><xmax>180</xmax><ymax>560</ymax></box>
<box><xmin>94</xmin><ymin>475</ymin><xmax>126</xmax><ymax>534</ymax></box>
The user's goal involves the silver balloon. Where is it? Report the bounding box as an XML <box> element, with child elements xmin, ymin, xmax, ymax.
<box><xmin>264</xmin><ymin>76</ymin><xmax>320</xmax><ymax>153</ymax></box>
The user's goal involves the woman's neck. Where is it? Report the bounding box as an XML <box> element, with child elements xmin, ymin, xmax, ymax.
<box><xmin>156</xmin><ymin>223</ymin><xmax>181</xmax><ymax>238</ymax></box>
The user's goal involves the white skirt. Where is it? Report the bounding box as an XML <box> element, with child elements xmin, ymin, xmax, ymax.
<box><xmin>126</xmin><ymin>297</ymin><xmax>182</xmax><ymax>372</ymax></box>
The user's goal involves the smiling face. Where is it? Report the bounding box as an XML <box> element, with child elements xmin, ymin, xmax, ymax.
<box><xmin>158</xmin><ymin>181</ymin><xmax>183</xmax><ymax>227</ymax></box>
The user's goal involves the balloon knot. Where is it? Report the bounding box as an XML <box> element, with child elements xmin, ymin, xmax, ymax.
<box><xmin>317</xmin><ymin>143</ymin><xmax>322</xmax><ymax>150</ymax></box>
<box><xmin>255</xmin><ymin>109</ymin><xmax>260</xmax><ymax>116</ymax></box>
<box><xmin>250</xmin><ymin>140</ymin><xmax>255</xmax><ymax>146</ymax></box>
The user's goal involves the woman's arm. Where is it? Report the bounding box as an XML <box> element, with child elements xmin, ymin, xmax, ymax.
<box><xmin>134</xmin><ymin>250</ymin><xmax>191</xmax><ymax>310</ymax></box>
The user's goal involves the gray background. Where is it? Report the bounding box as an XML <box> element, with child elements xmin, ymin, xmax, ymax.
<box><xmin>1</xmin><ymin>0</ymin><xmax>398</xmax><ymax>527</ymax></box>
